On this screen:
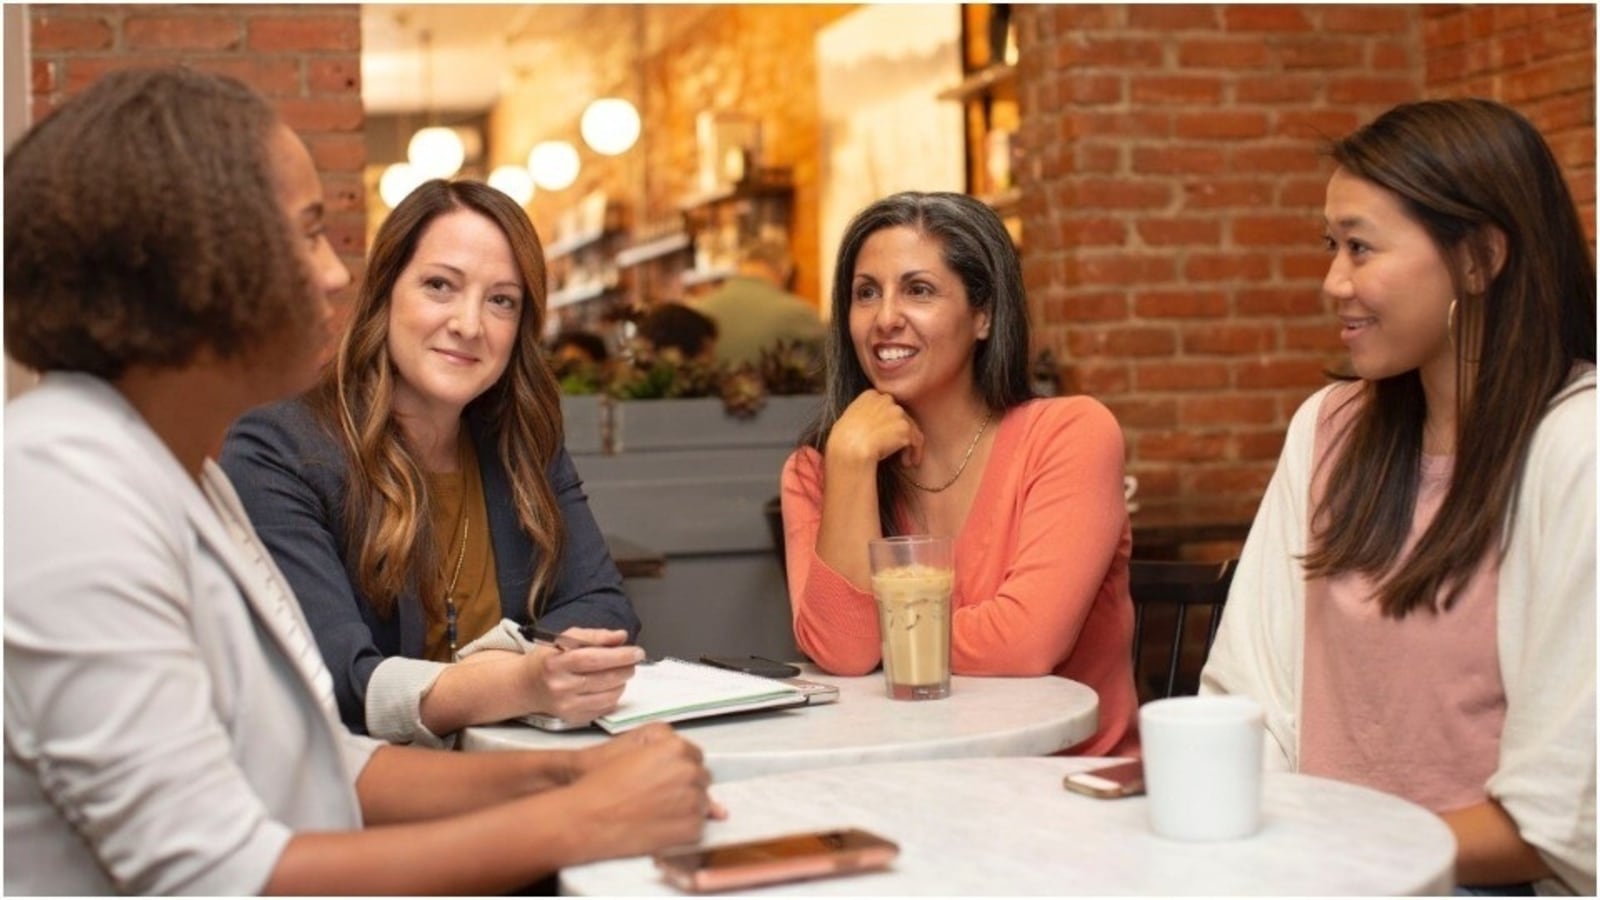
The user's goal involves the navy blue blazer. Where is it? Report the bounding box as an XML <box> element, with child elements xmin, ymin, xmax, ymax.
<box><xmin>220</xmin><ymin>397</ymin><xmax>639</xmax><ymax>734</ymax></box>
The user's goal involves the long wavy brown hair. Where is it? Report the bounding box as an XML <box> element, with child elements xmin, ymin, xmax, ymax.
<box><xmin>1304</xmin><ymin>99</ymin><xmax>1596</xmax><ymax>618</ymax></box>
<box><xmin>309</xmin><ymin>179</ymin><xmax>565</xmax><ymax>621</ymax></box>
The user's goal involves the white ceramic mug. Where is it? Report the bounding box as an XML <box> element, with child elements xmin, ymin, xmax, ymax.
<box><xmin>1139</xmin><ymin>695</ymin><xmax>1264</xmax><ymax>841</ymax></box>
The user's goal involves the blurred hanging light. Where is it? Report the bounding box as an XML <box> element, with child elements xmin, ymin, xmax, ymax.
<box><xmin>487</xmin><ymin>164</ymin><xmax>535</xmax><ymax>206</ymax></box>
<box><xmin>527</xmin><ymin>140</ymin><xmax>580</xmax><ymax>191</ymax></box>
<box><xmin>407</xmin><ymin>126</ymin><xmax>466</xmax><ymax>179</ymax></box>
<box><xmin>397</xmin><ymin>27</ymin><xmax>466</xmax><ymax>183</ymax></box>
<box><xmin>580</xmin><ymin>97</ymin><xmax>641</xmax><ymax>156</ymax></box>
<box><xmin>379</xmin><ymin>162</ymin><xmax>427</xmax><ymax>209</ymax></box>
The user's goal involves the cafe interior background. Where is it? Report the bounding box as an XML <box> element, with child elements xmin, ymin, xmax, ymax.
<box><xmin>6</xmin><ymin>3</ymin><xmax>1595</xmax><ymax>659</ymax></box>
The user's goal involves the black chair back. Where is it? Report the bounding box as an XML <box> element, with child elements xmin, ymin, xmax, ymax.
<box><xmin>764</xmin><ymin>496</ymin><xmax>787</xmax><ymax>578</ymax></box>
<box><xmin>1128</xmin><ymin>558</ymin><xmax>1238</xmax><ymax>701</ymax></box>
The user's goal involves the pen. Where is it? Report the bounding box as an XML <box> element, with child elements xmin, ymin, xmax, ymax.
<box><xmin>518</xmin><ymin>624</ymin><xmax>594</xmax><ymax>651</ymax></box>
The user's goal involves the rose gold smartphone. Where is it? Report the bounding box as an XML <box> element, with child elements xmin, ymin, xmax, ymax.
<box><xmin>653</xmin><ymin>828</ymin><xmax>899</xmax><ymax>893</ymax></box>
<box><xmin>1062</xmin><ymin>760</ymin><xmax>1145</xmax><ymax>798</ymax></box>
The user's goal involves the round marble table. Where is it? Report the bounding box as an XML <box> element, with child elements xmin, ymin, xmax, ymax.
<box><xmin>559</xmin><ymin>757</ymin><xmax>1456</xmax><ymax>895</ymax></box>
<box><xmin>460</xmin><ymin>666</ymin><xmax>1099</xmax><ymax>784</ymax></box>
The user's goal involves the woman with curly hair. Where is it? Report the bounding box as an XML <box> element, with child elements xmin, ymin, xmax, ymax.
<box><xmin>222</xmin><ymin>180</ymin><xmax>642</xmax><ymax>746</ymax></box>
<box><xmin>5</xmin><ymin>66</ymin><xmax>712</xmax><ymax>895</ymax></box>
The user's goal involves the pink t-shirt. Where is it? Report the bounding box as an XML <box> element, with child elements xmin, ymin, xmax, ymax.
<box><xmin>1299</xmin><ymin>384</ymin><xmax>1505</xmax><ymax>813</ymax></box>
<box><xmin>781</xmin><ymin>397</ymin><xmax>1139</xmax><ymax>756</ymax></box>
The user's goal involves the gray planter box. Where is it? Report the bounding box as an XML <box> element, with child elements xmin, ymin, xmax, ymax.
<box><xmin>563</xmin><ymin>393</ymin><xmax>823</xmax><ymax>660</ymax></box>
<box><xmin>611</xmin><ymin>395</ymin><xmax>819</xmax><ymax>452</ymax></box>
<box><xmin>558</xmin><ymin>394</ymin><xmax>606</xmax><ymax>455</ymax></box>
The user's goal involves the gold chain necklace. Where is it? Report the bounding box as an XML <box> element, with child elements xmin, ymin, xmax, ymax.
<box><xmin>902</xmin><ymin>410</ymin><xmax>994</xmax><ymax>493</ymax></box>
<box><xmin>443</xmin><ymin>512</ymin><xmax>468</xmax><ymax>656</ymax></box>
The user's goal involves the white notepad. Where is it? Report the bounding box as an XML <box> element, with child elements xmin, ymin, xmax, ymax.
<box><xmin>593</xmin><ymin>658</ymin><xmax>808</xmax><ymax>734</ymax></box>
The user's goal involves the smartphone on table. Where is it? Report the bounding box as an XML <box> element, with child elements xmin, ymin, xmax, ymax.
<box><xmin>654</xmin><ymin>827</ymin><xmax>899</xmax><ymax>893</ymax></box>
<box><xmin>1062</xmin><ymin>760</ymin><xmax>1145</xmax><ymax>798</ymax></box>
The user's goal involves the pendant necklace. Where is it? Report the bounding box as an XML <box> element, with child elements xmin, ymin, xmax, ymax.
<box><xmin>902</xmin><ymin>410</ymin><xmax>994</xmax><ymax>493</ymax></box>
<box><xmin>444</xmin><ymin>513</ymin><xmax>468</xmax><ymax>656</ymax></box>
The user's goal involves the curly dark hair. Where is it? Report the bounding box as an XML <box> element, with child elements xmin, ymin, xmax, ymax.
<box><xmin>4</xmin><ymin>66</ymin><xmax>315</xmax><ymax>379</ymax></box>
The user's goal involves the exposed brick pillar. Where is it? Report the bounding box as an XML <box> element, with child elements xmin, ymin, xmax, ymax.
<box><xmin>1422</xmin><ymin>4</ymin><xmax>1596</xmax><ymax>241</ymax></box>
<box><xmin>28</xmin><ymin>4</ymin><xmax>367</xmax><ymax>290</ymax></box>
<box><xmin>1015</xmin><ymin>4</ymin><xmax>1423</xmax><ymax>515</ymax></box>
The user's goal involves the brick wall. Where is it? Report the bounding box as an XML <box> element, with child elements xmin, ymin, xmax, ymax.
<box><xmin>1015</xmin><ymin>4</ymin><xmax>1424</xmax><ymax>517</ymax></box>
<box><xmin>1016</xmin><ymin>3</ymin><xmax>1594</xmax><ymax>521</ymax></box>
<box><xmin>27</xmin><ymin>4</ymin><xmax>367</xmax><ymax>295</ymax></box>
<box><xmin>1422</xmin><ymin>4</ymin><xmax>1596</xmax><ymax>238</ymax></box>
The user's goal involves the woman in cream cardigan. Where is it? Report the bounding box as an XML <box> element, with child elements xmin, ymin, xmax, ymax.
<box><xmin>1201</xmin><ymin>99</ymin><xmax>1594</xmax><ymax>895</ymax></box>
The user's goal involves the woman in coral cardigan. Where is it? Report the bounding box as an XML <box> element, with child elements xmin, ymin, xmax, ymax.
<box><xmin>781</xmin><ymin>192</ymin><xmax>1138</xmax><ymax>755</ymax></box>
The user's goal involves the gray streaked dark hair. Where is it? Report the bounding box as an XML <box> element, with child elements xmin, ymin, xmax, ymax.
<box><xmin>801</xmin><ymin>191</ymin><xmax>1034</xmax><ymax>536</ymax></box>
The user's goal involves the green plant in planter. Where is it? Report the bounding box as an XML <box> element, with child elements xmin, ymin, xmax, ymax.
<box><xmin>547</xmin><ymin>336</ymin><xmax>823</xmax><ymax>417</ymax></box>
<box><xmin>605</xmin><ymin>341</ymin><xmax>723</xmax><ymax>401</ymax></box>
<box><xmin>550</xmin><ymin>356</ymin><xmax>605</xmax><ymax>396</ymax></box>
<box><xmin>719</xmin><ymin>365</ymin><xmax>767</xmax><ymax>419</ymax></box>
<box><xmin>756</xmin><ymin>339</ymin><xmax>824</xmax><ymax>396</ymax></box>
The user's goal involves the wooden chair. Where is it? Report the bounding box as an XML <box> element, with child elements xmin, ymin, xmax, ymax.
<box><xmin>1128</xmin><ymin>558</ymin><xmax>1238</xmax><ymax>701</ymax></box>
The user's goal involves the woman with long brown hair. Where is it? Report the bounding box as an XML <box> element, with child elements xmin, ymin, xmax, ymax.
<box><xmin>1202</xmin><ymin>98</ymin><xmax>1595</xmax><ymax>894</ymax></box>
<box><xmin>222</xmin><ymin>180</ymin><xmax>641</xmax><ymax>746</ymax></box>
<box><xmin>5</xmin><ymin>66</ymin><xmax>711</xmax><ymax>895</ymax></box>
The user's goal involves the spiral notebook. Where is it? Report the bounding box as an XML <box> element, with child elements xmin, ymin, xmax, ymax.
<box><xmin>591</xmin><ymin>658</ymin><xmax>808</xmax><ymax>734</ymax></box>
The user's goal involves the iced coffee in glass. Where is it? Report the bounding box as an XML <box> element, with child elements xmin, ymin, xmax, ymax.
<box><xmin>868</xmin><ymin>535</ymin><xmax>954</xmax><ymax>700</ymax></box>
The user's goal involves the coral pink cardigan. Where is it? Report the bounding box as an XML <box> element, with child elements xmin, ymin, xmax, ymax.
<box><xmin>781</xmin><ymin>397</ymin><xmax>1138</xmax><ymax>756</ymax></box>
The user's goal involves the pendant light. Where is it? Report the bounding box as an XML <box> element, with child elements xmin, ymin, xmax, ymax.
<box><xmin>408</xmin><ymin>126</ymin><xmax>465</xmax><ymax>180</ymax></box>
<box><xmin>580</xmin><ymin>98</ymin><xmax>641</xmax><ymax>156</ymax></box>
<box><xmin>527</xmin><ymin>140</ymin><xmax>580</xmax><ymax>192</ymax></box>
<box><xmin>488</xmin><ymin>164</ymin><xmax>535</xmax><ymax>205</ymax></box>
<box><xmin>404</xmin><ymin>29</ymin><xmax>464</xmax><ymax>180</ymax></box>
<box><xmin>379</xmin><ymin>162</ymin><xmax>426</xmax><ymax>209</ymax></box>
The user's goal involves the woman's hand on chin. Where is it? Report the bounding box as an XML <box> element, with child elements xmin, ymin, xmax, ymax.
<box><xmin>828</xmin><ymin>389</ymin><xmax>924</xmax><ymax>469</ymax></box>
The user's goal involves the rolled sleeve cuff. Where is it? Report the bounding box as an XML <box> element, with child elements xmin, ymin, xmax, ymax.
<box><xmin>457</xmin><ymin>617</ymin><xmax>537</xmax><ymax>656</ymax></box>
<box><xmin>365</xmin><ymin>656</ymin><xmax>453</xmax><ymax>749</ymax></box>
<box><xmin>188</xmin><ymin>819</ymin><xmax>293</xmax><ymax>895</ymax></box>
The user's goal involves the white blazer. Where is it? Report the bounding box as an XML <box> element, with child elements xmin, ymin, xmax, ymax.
<box><xmin>4</xmin><ymin>373</ymin><xmax>381</xmax><ymax>894</ymax></box>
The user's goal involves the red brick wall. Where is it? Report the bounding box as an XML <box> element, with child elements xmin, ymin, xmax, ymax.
<box><xmin>1422</xmin><ymin>4</ymin><xmax>1596</xmax><ymax>239</ymax></box>
<box><xmin>1015</xmin><ymin>4</ymin><xmax>1424</xmax><ymax>516</ymax></box>
<box><xmin>1016</xmin><ymin>3</ymin><xmax>1595</xmax><ymax>521</ymax></box>
<box><xmin>27</xmin><ymin>4</ymin><xmax>367</xmax><ymax>294</ymax></box>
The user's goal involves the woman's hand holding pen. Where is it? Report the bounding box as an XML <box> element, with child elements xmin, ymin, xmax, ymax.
<box><xmin>523</xmin><ymin>627</ymin><xmax>643</xmax><ymax>723</ymax></box>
